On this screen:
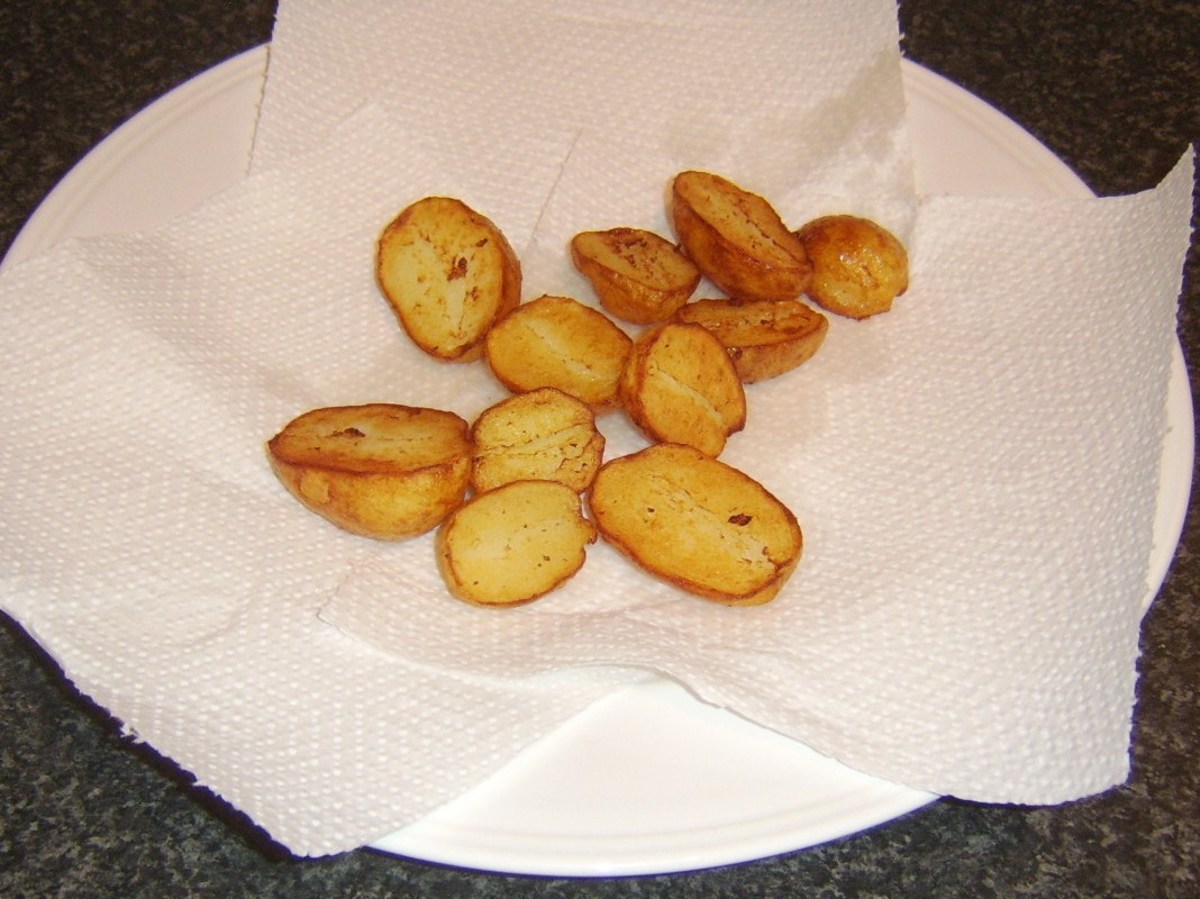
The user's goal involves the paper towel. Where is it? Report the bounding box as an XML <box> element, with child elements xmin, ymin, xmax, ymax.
<box><xmin>251</xmin><ymin>0</ymin><xmax>916</xmax><ymax>233</ymax></box>
<box><xmin>323</xmin><ymin>149</ymin><xmax>1195</xmax><ymax>803</ymax></box>
<box><xmin>0</xmin><ymin>106</ymin><xmax>639</xmax><ymax>857</ymax></box>
<box><xmin>0</xmin><ymin>0</ymin><xmax>1193</xmax><ymax>861</ymax></box>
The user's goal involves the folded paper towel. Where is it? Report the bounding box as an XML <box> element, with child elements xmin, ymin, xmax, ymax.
<box><xmin>0</xmin><ymin>0</ymin><xmax>1193</xmax><ymax>860</ymax></box>
<box><xmin>252</xmin><ymin>0</ymin><xmax>917</xmax><ymax>237</ymax></box>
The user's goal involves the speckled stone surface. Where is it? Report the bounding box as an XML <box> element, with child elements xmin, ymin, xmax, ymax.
<box><xmin>1</xmin><ymin>1</ymin><xmax>1197</xmax><ymax>896</ymax></box>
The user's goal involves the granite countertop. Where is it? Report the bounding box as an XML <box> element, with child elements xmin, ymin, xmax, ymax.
<box><xmin>1</xmin><ymin>1</ymin><xmax>1196</xmax><ymax>896</ymax></box>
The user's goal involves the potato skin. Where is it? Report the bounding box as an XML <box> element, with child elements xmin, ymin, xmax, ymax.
<box><xmin>437</xmin><ymin>479</ymin><xmax>597</xmax><ymax>607</ymax></box>
<box><xmin>571</xmin><ymin>227</ymin><xmax>701</xmax><ymax>324</ymax></box>
<box><xmin>795</xmin><ymin>214</ymin><xmax>908</xmax><ymax>319</ymax></box>
<box><xmin>670</xmin><ymin>170</ymin><xmax>812</xmax><ymax>302</ymax></box>
<box><xmin>376</xmin><ymin>196</ymin><xmax>522</xmax><ymax>361</ymax></box>
<box><xmin>620</xmin><ymin>321</ymin><xmax>746</xmax><ymax>457</ymax></box>
<box><xmin>589</xmin><ymin>443</ymin><xmax>802</xmax><ymax>606</ymax></box>
<box><xmin>267</xmin><ymin>403</ymin><xmax>472</xmax><ymax>540</ymax></box>
<box><xmin>675</xmin><ymin>297</ymin><xmax>829</xmax><ymax>383</ymax></box>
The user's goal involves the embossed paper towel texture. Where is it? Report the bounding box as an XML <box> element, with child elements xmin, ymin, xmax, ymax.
<box><xmin>0</xmin><ymin>0</ymin><xmax>923</xmax><ymax>857</ymax></box>
<box><xmin>324</xmin><ymin>150</ymin><xmax>1195</xmax><ymax>802</ymax></box>
<box><xmin>255</xmin><ymin>0</ymin><xmax>1195</xmax><ymax>805</ymax></box>
<box><xmin>0</xmin><ymin>108</ymin><xmax>639</xmax><ymax>857</ymax></box>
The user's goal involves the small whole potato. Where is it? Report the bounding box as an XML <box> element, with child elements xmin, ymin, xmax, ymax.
<box><xmin>795</xmin><ymin>214</ymin><xmax>909</xmax><ymax>319</ymax></box>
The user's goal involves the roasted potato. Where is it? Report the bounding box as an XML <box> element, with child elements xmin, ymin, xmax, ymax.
<box><xmin>267</xmin><ymin>403</ymin><xmax>472</xmax><ymax>539</ymax></box>
<box><xmin>376</xmin><ymin>196</ymin><xmax>522</xmax><ymax>361</ymax></box>
<box><xmin>589</xmin><ymin>443</ymin><xmax>802</xmax><ymax>606</ymax></box>
<box><xmin>470</xmin><ymin>387</ymin><xmax>605</xmax><ymax>493</ymax></box>
<box><xmin>437</xmin><ymin>479</ymin><xmax>597</xmax><ymax>607</ymax></box>
<box><xmin>620</xmin><ymin>321</ymin><xmax>746</xmax><ymax>457</ymax></box>
<box><xmin>670</xmin><ymin>170</ymin><xmax>812</xmax><ymax>302</ymax></box>
<box><xmin>485</xmin><ymin>294</ymin><xmax>634</xmax><ymax>412</ymax></box>
<box><xmin>674</xmin><ymin>296</ymin><xmax>829</xmax><ymax>383</ymax></box>
<box><xmin>570</xmin><ymin>227</ymin><xmax>701</xmax><ymax>324</ymax></box>
<box><xmin>795</xmin><ymin>214</ymin><xmax>908</xmax><ymax>319</ymax></box>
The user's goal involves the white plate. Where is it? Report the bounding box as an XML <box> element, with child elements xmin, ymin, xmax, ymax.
<box><xmin>4</xmin><ymin>47</ymin><xmax>1192</xmax><ymax>877</ymax></box>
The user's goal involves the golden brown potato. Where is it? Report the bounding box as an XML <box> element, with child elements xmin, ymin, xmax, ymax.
<box><xmin>620</xmin><ymin>321</ymin><xmax>746</xmax><ymax>457</ymax></box>
<box><xmin>669</xmin><ymin>170</ymin><xmax>812</xmax><ymax>302</ymax></box>
<box><xmin>437</xmin><ymin>480</ymin><xmax>597</xmax><ymax>607</ymax></box>
<box><xmin>570</xmin><ymin>227</ymin><xmax>701</xmax><ymax>324</ymax></box>
<box><xmin>589</xmin><ymin>443</ymin><xmax>802</xmax><ymax>606</ymax></box>
<box><xmin>674</xmin><ymin>297</ymin><xmax>829</xmax><ymax>383</ymax></box>
<box><xmin>376</xmin><ymin>196</ymin><xmax>522</xmax><ymax>361</ymax></box>
<box><xmin>484</xmin><ymin>295</ymin><xmax>634</xmax><ymax>412</ymax></box>
<box><xmin>795</xmin><ymin>214</ymin><xmax>909</xmax><ymax>319</ymax></box>
<box><xmin>267</xmin><ymin>403</ymin><xmax>472</xmax><ymax>539</ymax></box>
<box><xmin>470</xmin><ymin>387</ymin><xmax>605</xmax><ymax>493</ymax></box>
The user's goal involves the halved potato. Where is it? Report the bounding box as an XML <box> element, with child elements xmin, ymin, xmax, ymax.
<box><xmin>570</xmin><ymin>227</ymin><xmax>701</xmax><ymax>324</ymax></box>
<box><xmin>589</xmin><ymin>443</ymin><xmax>802</xmax><ymax>606</ymax></box>
<box><xmin>470</xmin><ymin>387</ymin><xmax>605</xmax><ymax>493</ymax></box>
<box><xmin>484</xmin><ymin>295</ymin><xmax>633</xmax><ymax>412</ymax></box>
<box><xmin>376</xmin><ymin>196</ymin><xmax>522</xmax><ymax>361</ymax></box>
<box><xmin>267</xmin><ymin>403</ymin><xmax>472</xmax><ymax>539</ymax></box>
<box><xmin>675</xmin><ymin>297</ymin><xmax>829</xmax><ymax>382</ymax></box>
<box><xmin>670</xmin><ymin>170</ymin><xmax>812</xmax><ymax>302</ymax></box>
<box><xmin>620</xmin><ymin>321</ymin><xmax>746</xmax><ymax>457</ymax></box>
<box><xmin>437</xmin><ymin>480</ymin><xmax>597</xmax><ymax>607</ymax></box>
<box><xmin>795</xmin><ymin>214</ymin><xmax>908</xmax><ymax>319</ymax></box>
